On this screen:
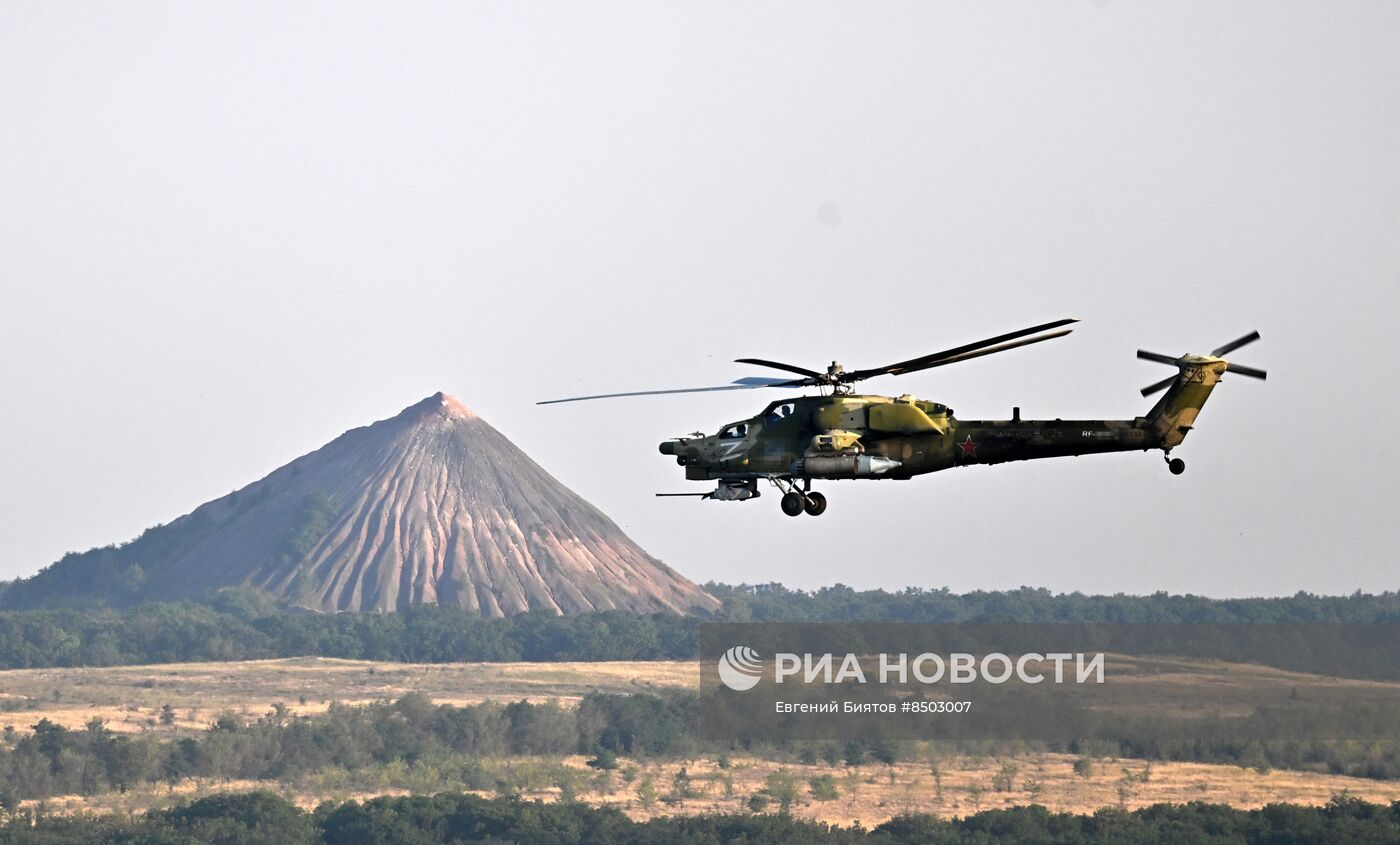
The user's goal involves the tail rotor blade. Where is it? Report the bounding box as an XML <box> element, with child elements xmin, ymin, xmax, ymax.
<box><xmin>1226</xmin><ymin>363</ymin><xmax>1268</xmax><ymax>380</ymax></box>
<box><xmin>1140</xmin><ymin>374</ymin><xmax>1177</xmax><ymax>397</ymax></box>
<box><xmin>1137</xmin><ymin>350</ymin><xmax>1179</xmax><ymax>366</ymax></box>
<box><xmin>1212</xmin><ymin>330</ymin><xmax>1261</xmax><ymax>357</ymax></box>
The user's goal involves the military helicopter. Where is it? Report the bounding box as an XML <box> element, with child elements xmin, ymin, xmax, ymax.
<box><xmin>539</xmin><ymin>319</ymin><xmax>1266</xmax><ymax>517</ymax></box>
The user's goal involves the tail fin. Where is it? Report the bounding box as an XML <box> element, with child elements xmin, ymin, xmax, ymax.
<box><xmin>1136</xmin><ymin>332</ymin><xmax>1266</xmax><ymax>451</ymax></box>
<box><xmin>1142</xmin><ymin>357</ymin><xmax>1228</xmax><ymax>449</ymax></box>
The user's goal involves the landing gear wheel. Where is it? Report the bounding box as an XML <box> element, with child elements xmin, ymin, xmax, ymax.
<box><xmin>780</xmin><ymin>492</ymin><xmax>805</xmax><ymax>517</ymax></box>
<box><xmin>1167</xmin><ymin>457</ymin><xmax>1186</xmax><ymax>476</ymax></box>
<box><xmin>803</xmin><ymin>492</ymin><xmax>828</xmax><ymax>516</ymax></box>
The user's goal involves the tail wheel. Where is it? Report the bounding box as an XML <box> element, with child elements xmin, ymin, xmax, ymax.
<box><xmin>1168</xmin><ymin>457</ymin><xmax>1186</xmax><ymax>475</ymax></box>
<box><xmin>780</xmin><ymin>492</ymin><xmax>805</xmax><ymax>517</ymax></box>
<box><xmin>803</xmin><ymin>492</ymin><xmax>828</xmax><ymax>516</ymax></box>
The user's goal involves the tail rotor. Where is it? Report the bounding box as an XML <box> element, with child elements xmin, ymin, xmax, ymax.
<box><xmin>1137</xmin><ymin>331</ymin><xmax>1268</xmax><ymax>397</ymax></box>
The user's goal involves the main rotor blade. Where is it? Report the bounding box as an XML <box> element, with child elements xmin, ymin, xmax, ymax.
<box><xmin>846</xmin><ymin>318</ymin><xmax>1078</xmax><ymax>381</ymax></box>
<box><xmin>1212</xmin><ymin>330</ymin><xmax>1261</xmax><ymax>357</ymax></box>
<box><xmin>1137</xmin><ymin>350</ymin><xmax>1180</xmax><ymax>366</ymax></box>
<box><xmin>1140</xmin><ymin>374</ymin><xmax>1178</xmax><ymax>397</ymax></box>
<box><xmin>877</xmin><ymin>329</ymin><xmax>1075</xmax><ymax>376</ymax></box>
<box><xmin>538</xmin><ymin>377</ymin><xmax>805</xmax><ymax>405</ymax></box>
<box><xmin>734</xmin><ymin>358</ymin><xmax>825</xmax><ymax>379</ymax></box>
<box><xmin>1225</xmin><ymin>363</ymin><xmax>1268</xmax><ymax>380</ymax></box>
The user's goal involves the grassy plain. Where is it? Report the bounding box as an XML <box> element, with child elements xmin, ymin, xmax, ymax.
<box><xmin>3</xmin><ymin>653</ymin><xmax>1390</xmax><ymax>736</ymax></box>
<box><xmin>3</xmin><ymin>657</ymin><xmax>1399</xmax><ymax>824</ymax></box>
<box><xmin>22</xmin><ymin>751</ymin><xmax>1400</xmax><ymax>827</ymax></box>
<box><xmin>0</xmin><ymin>657</ymin><xmax>695</xmax><ymax>733</ymax></box>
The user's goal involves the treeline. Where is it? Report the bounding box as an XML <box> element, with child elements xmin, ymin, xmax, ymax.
<box><xmin>4</xmin><ymin>584</ymin><xmax>1400</xmax><ymax>671</ymax></box>
<box><xmin>3</xmin><ymin>791</ymin><xmax>1400</xmax><ymax>845</ymax></box>
<box><xmin>4</xmin><ymin>692</ymin><xmax>1400</xmax><ymax>805</ymax></box>
<box><xmin>0</xmin><ymin>601</ymin><xmax>699</xmax><ymax>670</ymax></box>
<box><xmin>708</xmin><ymin>583</ymin><xmax>1400</xmax><ymax>624</ymax></box>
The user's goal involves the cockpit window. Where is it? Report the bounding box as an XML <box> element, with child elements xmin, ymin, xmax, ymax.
<box><xmin>764</xmin><ymin>403</ymin><xmax>796</xmax><ymax>425</ymax></box>
<box><xmin>719</xmin><ymin>423</ymin><xmax>749</xmax><ymax>439</ymax></box>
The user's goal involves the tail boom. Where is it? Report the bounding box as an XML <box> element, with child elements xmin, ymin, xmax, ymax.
<box><xmin>883</xmin><ymin>357</ymin><xmax>1233</xmax><ymax>475</ymax></box>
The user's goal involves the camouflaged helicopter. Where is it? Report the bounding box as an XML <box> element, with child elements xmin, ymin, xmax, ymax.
<box><xmin>539</xmin><ymin>319</ymin><xmax>1266</xmax><ymax>517</ymax></box>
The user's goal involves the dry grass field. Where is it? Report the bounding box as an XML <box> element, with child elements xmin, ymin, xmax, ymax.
<box><xmin>24</xmin><ymin>751</ymin><xmax>1400</xmax><ymax>826</ymax></box>
<box><xmin>0</xmin><ymin>657</ymin><xmax>696</xmax><ymax>734</ymax></box>
<box><xmin>3</xmin><ymin>652</ymin><xmax>1391</xmax><ymax>737</ymax></box>
<box><xmin>579</xmin><ymin>752</ymin><xmax>1400</xmax><ymax>825</ymax></box>
<box><xmin>3</xmin><ymin>657</ymin><xmax>1398</xmax><ymax>825</ymax></box>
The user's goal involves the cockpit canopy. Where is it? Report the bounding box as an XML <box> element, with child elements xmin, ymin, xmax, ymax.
<box><xmin>764</xmin><ymin>402</ymin><xmax>796</xmax><ymax>425</ymax></box>
<box><xmin>718</xmin><ymin>422</ymin><xmax>750</xmax><ymax>439</ymax></box>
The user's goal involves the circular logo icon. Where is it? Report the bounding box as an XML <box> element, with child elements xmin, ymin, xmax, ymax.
<box><xmin>717</xmin><ymin>645</ymin><xmax>763</xmax><ymax>692</ymax></box>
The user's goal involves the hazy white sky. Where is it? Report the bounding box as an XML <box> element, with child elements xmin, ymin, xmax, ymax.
<box><xmin>2</xmin><ymin>2</ymin><xmax>1398</xmax><ymax>597</ymax></box>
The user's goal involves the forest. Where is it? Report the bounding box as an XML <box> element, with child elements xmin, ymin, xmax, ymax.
<box><xmin>2</xmin><ymin>790</ymin><xmax>1400</xmax><ymax>845</ymax></box>
<box><xmin>1</xmin><ymin>583</ymin><xmax>1399</xmax><ymax>670</ymax></box>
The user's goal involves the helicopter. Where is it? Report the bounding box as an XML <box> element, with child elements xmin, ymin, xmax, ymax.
<box><xmin>538</xmin><ymin>319</ymin><xmax>1266</xmax><ymax>517</ymax></box>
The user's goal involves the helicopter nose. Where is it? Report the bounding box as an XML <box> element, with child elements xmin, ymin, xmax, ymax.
<box><xmin>659</xmin><ymin>440</ymin><xmax>679</xmax><ymax>455</ymax></box>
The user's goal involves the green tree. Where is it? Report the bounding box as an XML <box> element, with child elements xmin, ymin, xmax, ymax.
<box><xmin>808</xmin><ymin>774</ymin><xmax>840</xmax><ymax>801</ymax></box>
<box><xmin>635</xmin><ymin>773</ymin><xmax>657</xmax><ymax>810</ymax></box>
<box><xmin>586</xmin><ymin>749</ymin><xmax>619</xmax><ymax>770</ymax></box>
<box><xmin>763</xmin><ymin>769</ymin><xmax>801</xmax><ymax>814</ymax></box>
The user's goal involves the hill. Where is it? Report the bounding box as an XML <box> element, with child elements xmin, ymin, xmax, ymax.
<box><xmin>4</xmin><ymin>393</ymin><xmax>717</xmax><ymax>615</ymax></box>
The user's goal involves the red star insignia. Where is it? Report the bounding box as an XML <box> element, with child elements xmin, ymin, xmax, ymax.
<box><xmin>959</xmin><ymin>435</ymin><xmax>978</xmax><ymax>458</ymax></box>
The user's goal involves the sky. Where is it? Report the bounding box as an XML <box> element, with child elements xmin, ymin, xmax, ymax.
<box><xmin>2</xmin><ymin>2</ymin><xmax>1398</xmax><ymax>597</ymax></box>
